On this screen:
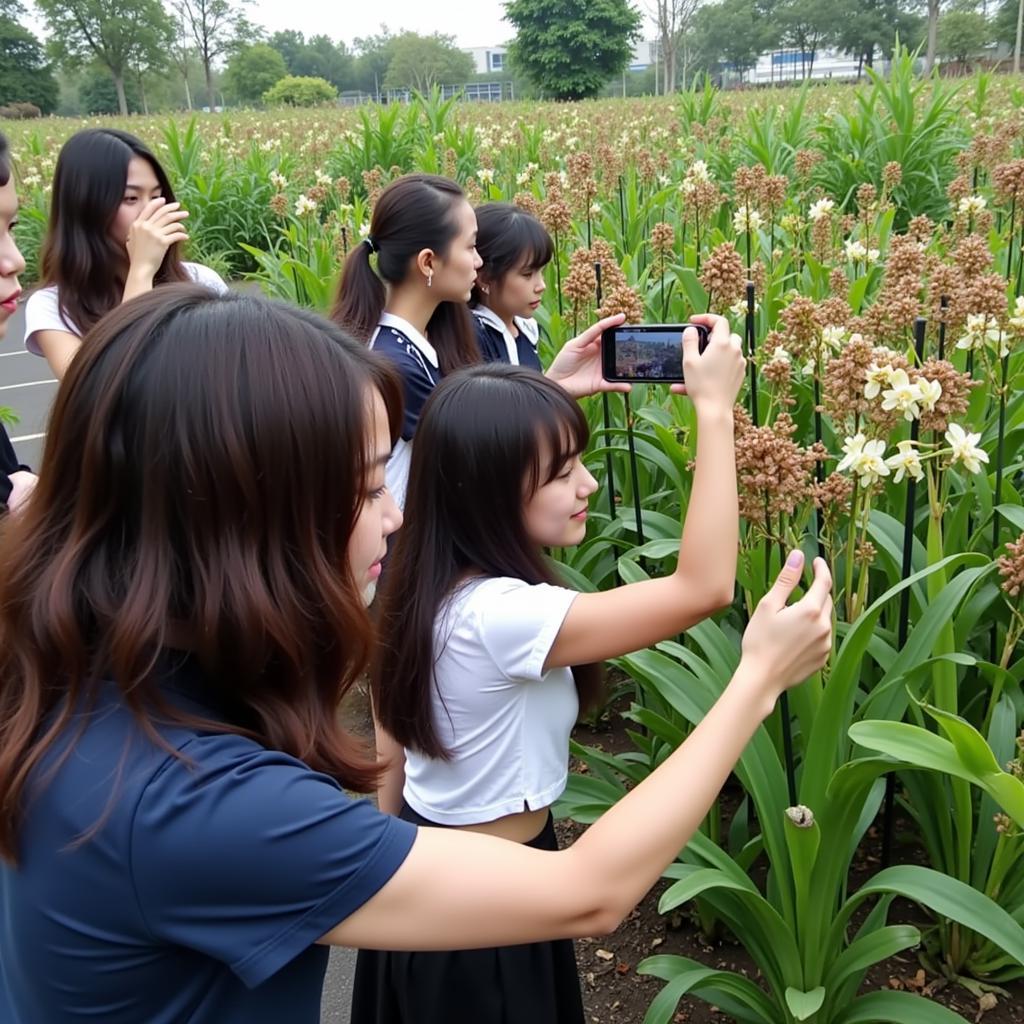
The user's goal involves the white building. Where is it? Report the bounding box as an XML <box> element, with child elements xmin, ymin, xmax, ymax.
<box><xmin>463</xmin><ymin>45</ymin><xmax>510</xmax><ymax>75</ymax></box>
<box><xmin>464</xmin><ymin>39</ymin><xmax>659</xmax><ymax>76</ymax></box>
<box><xmin>746</xmin><ymin>48</ymin><xmax>873</xmax><ymax>86</ymax></box>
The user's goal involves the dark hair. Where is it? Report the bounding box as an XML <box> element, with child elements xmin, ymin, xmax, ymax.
<box><xmin>39</xmin><ymin>128</ymin><xmax>190</xmax><ymax>335</ymax></box>
<box><xmin>331</xmin><ymin>173</ymin><xmax>480</xmax><ymax>374</ymax></box>
<box><xmin>373</xmin><ymin>364</ymin><xmax>602</xmax><ymax>759</ymax></box>
<box><xmin>0</xmin><ymin>284</ymin><xmax>403</xmax><ymax>864</ymax></box>
<box><xmin>0</xmin><ymin>133</ymin><xmax>10</xmax><ymax>188</ymax></box>
<box><xmin>471</xmin><ymin>202</ymin><xmax>553</xmax><ymax>306</ymax></box>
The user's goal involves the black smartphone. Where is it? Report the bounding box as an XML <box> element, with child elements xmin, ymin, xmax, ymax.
<box><xmin>601</xmin><ymin>323</ymin><xmax>710</xmax><ymax>383</ymax></box>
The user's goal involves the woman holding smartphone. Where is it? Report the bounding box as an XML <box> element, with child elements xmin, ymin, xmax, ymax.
<box><xmin>0</xmin><ymin>285</ymin><xmax>832</xmax><ymax>1024</ymax></box>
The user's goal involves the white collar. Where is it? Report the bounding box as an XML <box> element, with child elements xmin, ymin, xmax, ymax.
<box><xmin>377</xmin><ymin>312</ymin><xmax>438</xmax><ymax>369</ymax></box>
<box><xmin>472</xmin><ymin>305</ymin><xmax>540</xmax><ymax>366</ymax></box>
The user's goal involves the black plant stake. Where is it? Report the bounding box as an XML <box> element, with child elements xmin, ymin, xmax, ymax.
<box><xmin>881</xmin><ymin>316</ymin><xmax>927</xmax><ymax>867</ymax></box>
<box><xmin>938</xmin><ymin>295</ymin><xmax>948</xmax><ymax>361</ymax></box>
<box><xmin>596</xmin><ymin>263</ymin><xmax>617</xmax><ymax>525</ymax></box>
<box><xmin>746</xmin><ymin>281</ymin><xmax>759</xmax><ymax>426</ymax></box>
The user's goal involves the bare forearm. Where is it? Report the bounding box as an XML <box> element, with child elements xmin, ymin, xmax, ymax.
<box><xmin>376</xmin><ymin>758</ymin><xmax>405</xmax><ymax>817</ymax></box>
<box><xmin>675</xmin><ymin>405</ymin><xmax>738</xmax><ymax>603</ymax></box>
<box><xmin>122</xmin><ymin>268</ymin><xmax>156</xmax><ymax>304</ymax></box>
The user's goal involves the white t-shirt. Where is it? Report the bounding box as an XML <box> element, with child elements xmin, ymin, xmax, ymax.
<box><xmin>403</xmin><ymin>576</ymin><xmax>581</xmax><ymax>826</ymax></box>
<box><xmin>24</xmin><ymin>263</ymin><xmax>229</xmax><ymax>356</ymax></box>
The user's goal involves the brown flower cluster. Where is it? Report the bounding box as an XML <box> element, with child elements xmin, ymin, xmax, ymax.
<box><xmin>908</xmin><ymin>214</ymin><xmax>935</xmax><ymax>246</ymax></box>
<box><xmin>862</xmin><ymin>233</ymin><xmax>925</xmax><ymax>342</ymax></box>
<box><xmin>599</xmin><ymin>284</ymin><xmax>645</xmax><ymax>322</ymax></box>
<box><xmin>269</xmin><ymin>192</ymin><xmax>288</xmax><ymax>218</ymax></box>
<box><xmin>699</xmin><ymin>241</ymin><xmax>745</xmax><ymax>306</ymax></box>
<box><xmin>927</xmin><ymin>234</ymin><xmax>1006</xmax><ymax>334</ymax></box>
<box><xmin>794</xmin><ymin>149</ymin><xmax>823</xmax><ymax>180</ymax></box>
<box><xmin>733</xmin><ymin>410</ymin><xmax>823</xmax><ymax>522</ymax></box>
<box><xmin>362</xmin><ymin>167</ymin><xmax>384</xmax><ymax>209</ymax></box>
<box><xmin>567</xmin><ymin>151</ymin><xmax>597</xmax><ymax>212</ymax></box>
<box><xmin>443</xmin><ymin>148</ymin><xmax>458</xmax><ymax>180</ymax></box>
<box><xmin>513</xmin><ymin>191</ymin><xmax>541</xmax><ymax>217</ymax></box>
<box><xmin>650</xmin><ymin>221</ymin><xmax>675</xmax><ymax>259</ymax></box>
<box><xmin>335</xmin><ymin>176</ymin><xmax>351</xmax><ymax>202</ymax></box>
<box><xmin>882</xmin><ymin>161</ymin><xmax>903</xmax><ymax>193</ymax></box>
<box><xmin>563</xmin><ymin>247</ymin><xmax>598</xmax><ymax>309</ymax></box>
<box><xmin>813</xmin><ymin>471</ymin><xmax>855</xmax><ymax>518</ymax></box>
<box><xmin>997</xmin><ymin>532</ymin><xmax>1024</xmax><ymax>598</ymax></box>
<box><xmin>916</xmin><ymin>358</ymin><xmax>981</xmax><ymax>434</ymax></box>
<box><xmin>993</xmin><ymin>159</ymin><xmax>1024</xmax><ymax>206</ymax></box>
<box><xmin>822</xmin><ymin>334</ymin><xmax>908</xmax><ymax>431</ymax></box>
<box><xmin>778</xmin><ymin>295</ymin><xmax>821</xmax><ymax>363</ymax></box>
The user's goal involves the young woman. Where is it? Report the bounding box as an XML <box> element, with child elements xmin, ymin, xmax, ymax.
<box><xmin>0</xmin><ymin>132</ymin><xmax>35</xmax><ymax>514</ymax></box>
<box><xmin>24</xmin><ymin>127</ymin><xmax>227</xmax><ymax>378</ymax></box>
<box><xmin>0</xmin><ymin>285</ymin><xmax>832</xmax><ymax>1024</ymax></box>
<box><xmin>354</xmin><ymin>317</ymin><xmax>752</xmax><ymax>1023</ymax></box>
<box><xmin>470</xmin><ymin>202</ymin><xmax>550</xmax><ymax>371</ymax></box>
<box><xmin>331</xmin><ymin>175</ymin><xmax>627</xmax><ymax>508</ymax></box>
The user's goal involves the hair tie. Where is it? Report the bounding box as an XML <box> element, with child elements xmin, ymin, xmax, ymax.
<box><xmin>364</xmin><ymin>236</ymin><xmax>378</xmax><ymax>254</ymax></box>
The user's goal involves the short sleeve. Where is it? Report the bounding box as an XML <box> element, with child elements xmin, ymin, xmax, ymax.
<box><xmin>473</xmin><ymin>578</ymin><xmax>579</xmax><ymax>682</ymax></box>
<box><xmin>130</xmin><ymin>737</ymin><xmax>416</xmax><ymax>988</ymax></box>
<box><xmin>24</xmin><ymin>286</ymin><xmax>80</xmax><ymax>355</ymax></box>
<box><xmin>185</xmin><ymin>263</ymin><xmax>229</xmax><ymax>295</ymax></box>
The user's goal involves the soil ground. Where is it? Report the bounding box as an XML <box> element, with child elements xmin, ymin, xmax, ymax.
<box><xmin>340</xmin><ymin>685</ymin><xmax>1024</xmax><ymax>1024</ymax></box>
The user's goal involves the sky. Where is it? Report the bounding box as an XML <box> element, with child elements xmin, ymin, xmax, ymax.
<box><xmin>247</xmin><ymin>0</ymin><xmax>518</xmax><ymax>49</ymax></box>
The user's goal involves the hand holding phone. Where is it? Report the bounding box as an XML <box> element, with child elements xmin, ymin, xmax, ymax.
<box><xmin>601</xmin><ymin>323</ymin><xmax>710</xmax><ymax>383</ymax></box>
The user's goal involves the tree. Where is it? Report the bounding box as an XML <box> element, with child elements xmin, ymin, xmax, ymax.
<box><xmin>36</xmin><ymin>0</ymin><xmax>174</xmax><ymax>115</ymax></box>
<box><xmin>937</xmin><ymin>3</ymin><xmax>990</xmax><ymax>64</ymax></box>
<box><xmin>351</xmin><ymin>26</ymin><xmax>395</xmax><ymax>96</ymax></box>
<box><xmin>262</xmin><ymin>74</ymin><xmax>337</xmax><ymax>106</ymax></box>
<box><xmin>223</xmin><ymin>42</ymin><xmax>286</xmax><ymax>103</ymax></box>
<box><xmin>925</xmin><ymin>0</ymin><xmax>941</xmax><ymax>71</ymax></box>
<box><xmin>690</xmin><ymin>0</ymin><xmax>772</xmax><ymax>81</ymax></box>
<box><xmin>647</xmin><ymin>0</ymin><xmax>702</xmax><ymax>92</ymax></box>
<box><xmin>169</xmin><ymin>10</ymin><xmax>199</xmax><ymax>109</ymax></box>
<box><xmin>382</xmin><ymin>32</ymin><xmax>474</xmax><ymax>92</ymax></box>
<box><xmin>172</xmin><ymin>0</ymin><xmax>252</xmax><ymax>110</ymax></box>
<box><xmin>268</xmin><ymin>30</ymin><xmax>352</xmax><ymax>90</ymax></box>
<box><xmin>834</xmin><ymin>0</ymin><xmax>924</xmax><ymax>73</ymax></box>
<box><xmin>505</xmin><ymin>0</ymin><xmax>643</xmax><ymax>100</ymax></box>
<box><xmin>78</xmin><ymin>61</ymin><xmax>142</xmax><ymax>113</ymax></box>
<box><xmin>0</xmin><ymin>18</ymin><xmax>59</xmax><ymax>113</ymax></box>
<box><xmin>775</xmin><ymin>0</ymin><xmax>837</xmax><ymax>78</ymax></box>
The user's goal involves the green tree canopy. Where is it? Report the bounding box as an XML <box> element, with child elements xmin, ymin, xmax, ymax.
<box><xmin>937</xmin><ymin>4</ymin><xmax>991</xmax><ymax>63</ymax></box>
<box><xmin>351</xmin><ymin>26</ymin><xmax>395</xmax><ymax>95</ymax></box>
<box><xmin>504</xmin><ymin>0</ymin><xmax>642</xmax><ymax>100</ymax></box>
<box><xmin>36</xmin><ymin>0</ymin><xmax>174</xmax><ymax>115</ymax></box>
<box><xmin>690</xmin><ymin>0</ymin><xmax>772</xmax><ymax>77</ymax></box>
<box><xmin>268</xmin><ymin>30</ymin><xmax>352</xmax><ymax>90</ymax></box>
<box><xmin>833</xmin><ymin>0</ymin><xmax>924</xmax><ymax>70</ymax></box>
<box><xmin>0</xmin><ymin>17</ymin><xmax>58</xmax><ymax>113</ymax></box>
<box><xmin>262</xmin><ymin>74</ymin><xmax>337</xmax><ymax>106</ymax></box>
<box><xmin>223</xmin><ymin>41</ymin><xmax>286</xmax><ymax>103</ymax></box>
<box><xmin>382</xmin><ymin>32</ymin><xmax>474</xmax><ymax>92</ymax></box>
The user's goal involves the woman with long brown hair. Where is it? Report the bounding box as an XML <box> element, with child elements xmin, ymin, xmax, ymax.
<box><xmin>23</xmin><ymin>128</ymin><xmax>227</xmax><ymax>379</ymax></box>
<box><xmin>0</xmin><ymin>285</ymin><xmax>832</xmax><ymax>1024</ymax></box>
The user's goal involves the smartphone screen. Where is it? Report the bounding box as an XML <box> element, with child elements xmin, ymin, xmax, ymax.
<box><xmin>601</xmin><ymin>324</ymin><xmax>709</xmax><ymax>383</ymax></box>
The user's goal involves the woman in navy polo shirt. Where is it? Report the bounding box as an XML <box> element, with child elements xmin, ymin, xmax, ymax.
<box><xmin>0</xmin><ymin>286</ymin><xmax>832</xmax><ymax>1024</ymax></box>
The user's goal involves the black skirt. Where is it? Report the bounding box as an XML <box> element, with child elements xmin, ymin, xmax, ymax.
<box><xmin>349</xmin><ymin>803</ymin><xmax>586</xmax><ymax>1024</ymax></box>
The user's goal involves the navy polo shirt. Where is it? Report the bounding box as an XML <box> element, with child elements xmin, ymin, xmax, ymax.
<box><xmin>0</xmin><ymin>658</ymin><xmax>416</xmax><ymax>1023</ymax></box>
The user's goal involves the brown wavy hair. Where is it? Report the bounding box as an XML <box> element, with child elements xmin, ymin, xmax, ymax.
<box><xmin>39</xmin><ymin>128</ymin><xmax>190</xmax><ymax>335</ymax></box>
<box><xmin>0</xmin><ymin>284</ymin><xmax>402</xmax><ymax>864</ymax></box>
<box><xmin>330</xmin><ymin>173</ymin><xmax>480</xmax><ymax>374</ymax></box>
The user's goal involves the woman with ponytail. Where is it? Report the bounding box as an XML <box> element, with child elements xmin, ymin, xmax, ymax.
<box><xmin>331</xmin><ymin>176</ymin><xmax>633</xmax><ymax>508</ymax></box>
<box><xmin>331</xmin><ymin>174</ymin><xmax>482</xmax><ymax>508</ymax></box>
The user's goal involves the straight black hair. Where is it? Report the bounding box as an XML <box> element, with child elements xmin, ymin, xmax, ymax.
<box><xmin>39</xmin><ymin>128</ymin><xmax>190</xmax><ymax>335</ymax></box>
<box><xmin>372</xmin><ymin>363</ymin><xmax>602</xmax><ymax>759</ymax></box>
<box><xmin>331</xmin><ymin>173</ymin><xmax>479</xmax><ymax>374</ymax></box>
<box><xmin>471</xmin><ymin>202</ymin><xmax>553</xmax><ymax>307</ymax></box>
<box><xmin>0</xmin><ymin>134</ymin><xmax>10</xmax><ymax>187</ymax></box>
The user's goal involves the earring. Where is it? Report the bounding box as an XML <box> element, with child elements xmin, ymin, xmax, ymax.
<box><xmin>481</xmin><ymin>285</ymin><xmax>489</xmax><ymax>295</ymax></box>
<box><xmin>427</xmin><ymin>271</ymin><xmax>433</xmax><ymax>289</ymax></box>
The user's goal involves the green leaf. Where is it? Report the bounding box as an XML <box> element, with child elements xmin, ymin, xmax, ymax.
<box><xmin>785</xmin><ymin>986</ymin><xmax>826</xmax><ymax>1021</ymax></box>
<box><xmin>824</xmin><ymin>925</ymin><xmax>921</xmax><ymax>997</ymax></box>
<box><xmin>835</xmin><ymin>990</ymin><xmax>972</xmax><ymax>1024</ymax></box>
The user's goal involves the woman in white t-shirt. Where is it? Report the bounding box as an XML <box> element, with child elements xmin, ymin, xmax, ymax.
<box><xmin>24</xmin><ymin>128</ymin><xmax>227</xmax><ymax>378</ymax></box>
<box><xmin>356</xmin><ymin>314</ymin><xmax>747</xmax><ymax>1024</ymax></box>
